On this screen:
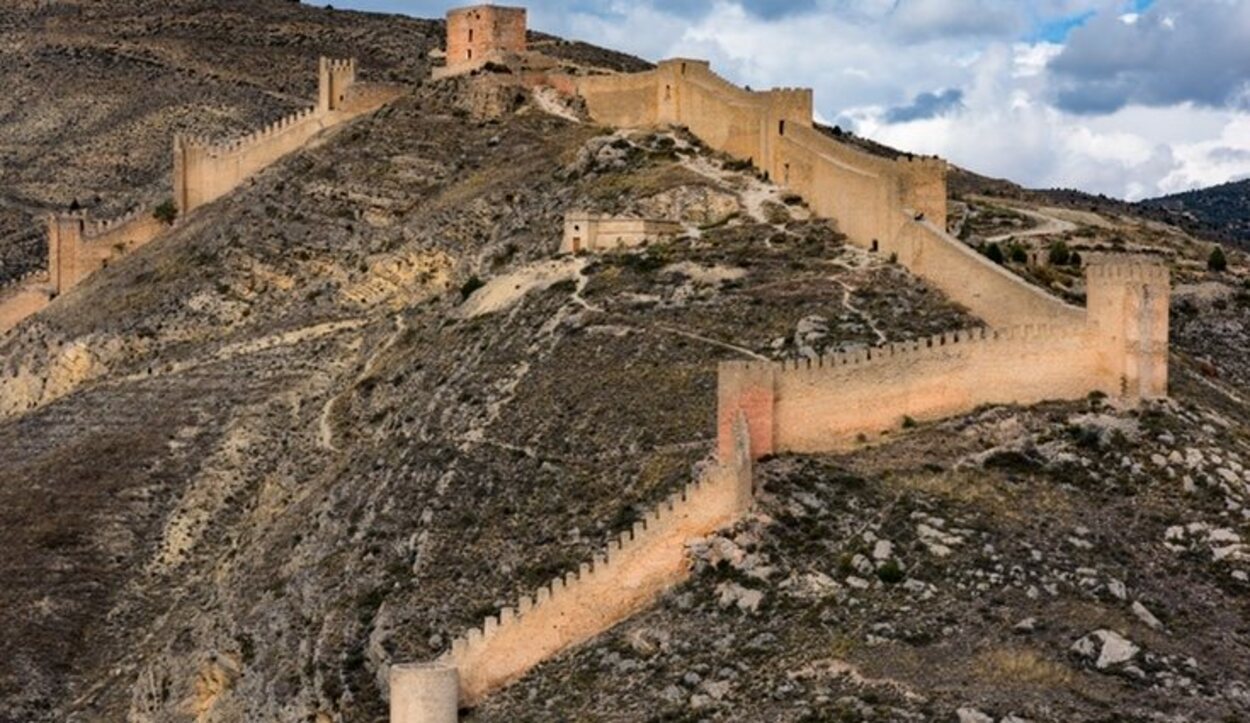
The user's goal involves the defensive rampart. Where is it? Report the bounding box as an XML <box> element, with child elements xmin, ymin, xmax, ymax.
<box><xmin>0</xmin><ymin>205</ymin><xmax>167</xmax><ymax>334</ymax></box>
<box><xmin>175</xmin><ymin>58</ymin><xmax>402</xmax><ymax>213</ymax></box>
<box><xmin>0</xmin><ymin>272</ymin><xmax>53</xmax><ymax>332</ymax></box>
<box><xmin>718</xmin><ymin>262</ymin><xmax>1170</xmax><ymax>458</ymax></box>
<box><xmin>47</xmin><ymin>210</ymin><xmax>167</xmax><ymax>294</ymax></box>
<box><xmin>575</xmin><ymin>59</ymin><xmax>1088</xmax><ymax>328</ymax></box>
<box><xmin>0</xmin><ymin>57</ymin><xmax>402</xmax><ymax>335</ymax></box>
<box><xmin>388</xmin><ymin>421</ymin><xmax>753</xmax><ymax>717</ymax></box>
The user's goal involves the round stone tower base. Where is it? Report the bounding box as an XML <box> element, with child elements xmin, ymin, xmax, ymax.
<box><xmin>390</xmin><ymin>662</ymin><xmax>460</xmax><ymax>723</ymax></box>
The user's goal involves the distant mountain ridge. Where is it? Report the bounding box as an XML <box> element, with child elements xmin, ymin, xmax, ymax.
<box><xmin>1139</xmin><ymin>178</ymin><xmax>1250</xmax><ymax>247</ymax></box>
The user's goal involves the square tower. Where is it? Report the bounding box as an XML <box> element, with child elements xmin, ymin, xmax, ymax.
<box><xmin>446</xmin><ymin>5</ymin><xmax>527</xmax><ymax>68</ymax></box>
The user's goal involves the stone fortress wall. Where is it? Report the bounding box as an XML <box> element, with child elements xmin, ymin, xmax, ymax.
<box><xmin>0</xmin><ymin>57</ymin><xmax>402</xmax><ymax>334</ymax></box>
<box><xmin>392</xmin><ymin>10</ymin><xmax>1176</xmax><ymax>720</ymax></box>
<box><xmin>396</xmin><ymin>419</ymin><xmax>754</xmax><ymax>718</ymax></box>
<box><xmin>574</xmin><ymin>59</ymin><xmax>1084</xmax><ymax>329</ymax></box>
<box><xmin>0</xmin><ymin>270</ymin><xmax>53</xmax><ymax>332</ymax></box>
<box><xmin>717</xmin><ymin>263</ymin><xmax>1170</xmax><ymax>460</ymax></box>
<box><xmin>175</xmin><ymin>58</ymin><xmax>402</xmax><ymax>213</ymax></box>
<box><xmin>46</xmin><ymin>210</ymin><xmax>168</xmax><ymax>294</ymax></box>
<box><xmin>560</xmin><ymin>212</ymin><xmax>682</xmax><ymax>254</ymax></box>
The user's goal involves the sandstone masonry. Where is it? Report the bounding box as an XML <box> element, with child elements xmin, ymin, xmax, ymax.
<box><xmin>434</xmin><ymin>5</ymin><xmax>528</xmax><ymax>80</ymax></box>
<box><xmin>561</xmin><ymin>212</ymin><xmax>682</xmax><ymax>254</ymax></box>
<box><xmin>717</xmin><ymin>262</ymin><xmax>1169</xmax><ymax>460</ymax></box>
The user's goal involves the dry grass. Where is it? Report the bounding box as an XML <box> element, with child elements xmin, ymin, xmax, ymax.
<box><xmin>586</xmin><ymin>162</ymin><xmax>713</xmax><ymax>203</ymax></box>
<box><xmin>972</xmin><ymin>647</ymin><xmax>1075</xmax><ymax>689</ymax></box>
<box><xmin>882</xmin><ymin>469</ymin><xmax>1073</xmax><ymax>523</ymax></box>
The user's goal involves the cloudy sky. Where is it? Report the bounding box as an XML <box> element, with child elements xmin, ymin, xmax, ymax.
<box><xmin>337</xmin><ymin>0</ymin><xmax>1250</xmax><ymax>200</ymax></box>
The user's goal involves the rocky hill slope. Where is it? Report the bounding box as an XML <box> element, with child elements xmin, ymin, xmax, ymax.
<box><xmin>0</xmin><ymin>0</ymin><xmax>439</xmax><ymax>283</ymax></box>
<box><xmin>1140</xmin><ymin>179</ymin><xmax>1250</xmax><ymax>248</ymax></box>
<box><xmin>1</xmin><ymin>3</ymin><xmax>1248</xmax><ymax>723</ymax></box>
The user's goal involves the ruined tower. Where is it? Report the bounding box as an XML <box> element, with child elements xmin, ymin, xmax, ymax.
<box><xmin>445</xmin><ymin>4</ymin><xmax>527</xmax><ymax>69</ymax></box>
<box><xmin>1085</xmin><ymin>263</ymin><xmax>1171</xmax><ymax>401</ymax></box>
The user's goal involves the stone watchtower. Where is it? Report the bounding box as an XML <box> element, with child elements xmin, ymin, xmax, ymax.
<box><xmin>1085</xmin><ymin>263</ymin><xmax>1171</xmax><ymax>400</ymax></box>
<box><xmin>319</xmin><ymin>57</ymin><xmax>357</xmax><ymax>114</ymax></box>
<box><xmin>445</xmin><ymin>4</ymin><xmax>527</xmax><ymax>68</ymax></box>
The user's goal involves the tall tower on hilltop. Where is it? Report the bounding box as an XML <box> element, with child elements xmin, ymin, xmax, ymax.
<box><xmin>445</xmin><ymin>4</ymin><xmax>527</xmax><ymax>69</ymax></box>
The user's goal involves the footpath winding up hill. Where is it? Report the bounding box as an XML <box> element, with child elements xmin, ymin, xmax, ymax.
<box><xmin>1</xmin><ymin>2</ymin><xmax>1249</xmax><ymax>723</ymax></box>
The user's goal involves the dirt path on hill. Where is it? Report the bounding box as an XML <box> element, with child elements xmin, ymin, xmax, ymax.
<box><xmin>986</xmin><ymin>206</ymin><xmax>1078</xmax><ymax>242</ymax></box>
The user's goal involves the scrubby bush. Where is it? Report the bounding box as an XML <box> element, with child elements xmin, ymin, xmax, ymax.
<box><xmin>877</xmin><ymin>559</ymin><xmax>905</xmax><ymax>585</ymax></box>
<box><xmin>1048</xmin><ymin>241</ymin><xmax>1071</xmax><ymax>266</ymax></box>
<box><xmin>153</xmin><ymin>199</ymin><xmax>178</xmax><ymax>225</ymax></box>
<box><xmin>985</xmin><ymin>242</ymin><xmax>1005</xmax><ymax>265</ymax></box>
<box><xmin>1209</xmin><ymin>246</ymin><xmax>1228</xmax><ymax>272</ymax></box>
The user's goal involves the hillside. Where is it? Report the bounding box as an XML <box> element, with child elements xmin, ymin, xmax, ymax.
<box><xmin>1</xmin><ymin>3</ymin><xmax>1249</xmax><ymax>723</ymax></box>
<box><xmin>1140</xmin><ymin>179</ymin><xmax>1250</xmax><ymax>248</ymax></box>
<box><xmin>0</xmin><ymin>0</ymin><xmax>437</xmax><ymax>283</ymax></box>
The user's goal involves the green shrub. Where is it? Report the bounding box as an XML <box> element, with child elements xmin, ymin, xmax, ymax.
<box><xmin>1009</xmin><ymin>244</ymin><xmax>1028</xmax><ymax>264</ymax></box>
<box><xmin>877</xmin><ymin>559</ymin><xmax>905</xmax><ymax>585</ymax></box>
<box><xmin>902</xmin><ymin>416</ymin><xmax>917</xmax><ymax>429</ymax></box>
<box><xmin>620</xmin><ymin>251</ymin><xmax>666</xmax><ymax>274</ymax></box>
<box><xmin>985</xmin><ymin>242</ymin><xmax>1005</xmax><ymax>264</ymax></box>
<box><xmin>1048</xmin><ymin>241</ymin><xmax>1071</xmax><ymax>266</ymax></box>
<box><xmin>153</xmin><ymin>199</ymin><xmax>178</xmax><ymax>225</ymax></box>
<box><xmin>1209</xmin><ymin>246</ymin><xmax>1228</xmax><ymax>272</ymax></box>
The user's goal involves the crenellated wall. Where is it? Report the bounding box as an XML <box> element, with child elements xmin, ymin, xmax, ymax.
<box><xmin>574</xmin><ymin>59</ymin><xmax>1100</xmax><ymax>328</ymax></box>
<box><xmin>47</xmin><ymin>209</ymin><xmax>168</xmax><ymax>294</ymax></box>
<box><xmin>0</xmin><ymin>207</ymin><xmax>167</xmax><ymax>335</ymax></box>
<box><xmin>423</xmin><ymin>420</ymin><xmax>754</xmax><ymax>709</ymax></box>
<box><xmin>718</xmin><ymin>263</ymin><xmax>1171</xmax><ymax>458</ymax></box>
<box><xmin>175</xmin><ymin>58</ymin><xmax>403</xmax><ymax>213</ymax></box>
<box><xmin>890</xmin><ymin>219</ymin><xmax>1085</xmax><ymax>327</ymax></box>
<box><xmin>0</xmin><ymin>56</ymin><xmax>403</xmax><ymax>335</ymax></box>
<box><xmin>0</xmin><ymin>272</ymin><xmax>53</xmax><ymax>333</ymax></box>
